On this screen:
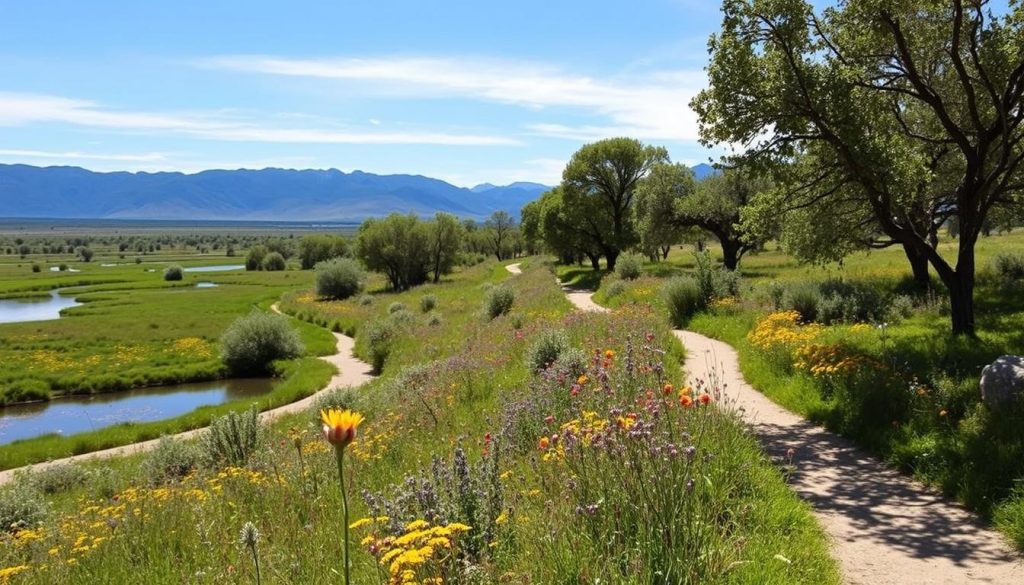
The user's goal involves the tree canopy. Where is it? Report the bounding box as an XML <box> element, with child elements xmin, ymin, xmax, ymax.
<box><xmin>693</xmin><ymin>0</ymin><xmax>1024</xmax><ymax>335</ymax></box>
<box><xmin>634</xmin><ymin>163</ymin><xmax>696</xmax><ymax>261</ymax></box>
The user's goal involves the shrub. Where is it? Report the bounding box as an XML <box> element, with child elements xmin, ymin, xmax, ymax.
<box><xmin>526</xmin><ymin>329</ymin><xmax>570</xmax><ymax>371</ymax></box>
<box><xmin>555</xmin><ymin>347</ymin><xmax>588</xmax><ymax>377</ymax></box>
<box><xmin>0</xmin><ymin>484</ymin><xmax>47</xmax><ymax>531</ymax></box>
<box><xmin>140</xmin><ymin>436</ymin><xmax>201</xmax><ymax>484</ymax></box>
<box><xmin>427</xmin><ymin>312</ymin><xmax>443</xmax><ymax>327</ymax></box>
<box><xmin>221</xmin><ymin>311</ymin><xmax>304</xmax><ymax>376</ymax></box>
<box><xmin>164</xmin><ymin>265</ymin><xmax>183</xmax><ymax>281</ymax></box>
<box><xmin>135</xmin><ymin>257</ymin><xmax>142</xmax><ymax>264</ymax></box>
<box><xmin>262</xmin><ymin>251</ymin><xmax>286</xmax><ymax>271</ymax></box>
<box><xmin>615</xmin><ymin>255</ymin><xmax>643</xmax><ymax>281</ymax></box>
<box><xmin>605</xmin><ymin>280</ymin><xmax>627</xmax><ymax>299</ymax></box>
<box><xmin>420</xmin><ymin>294</ymin><xmax>437</xmax><ymax>313</ymax></box>
<box><xmin>388</xmin><ymin>302</ymin><xmax>406</xmax><ymax>315</ymax></box>
<box><xmin>782</xmin><ymin>283</ymin><xmax>822</xmax><ymax>323</ymax></box>
<box><xmin>30</xmin><ymin>263</ymin><xmax>40</xmax><ymax>273</ymax></box>
<box><xmin>510</xmin><ymin>312</ymin><xmax>525</xmax><ymax>330</ymax></box>
<box><xmin>22</xmin><ymin>463</ymin><xmax>88</xmax><ymax>495</ymax></box>
<box><xmin>312</xmin><ymin>387</ymin><xmax>361</xmax><ymax>418</ymax></box>
<box><xmin>58</xmin><ymin>263</ymin><xmax>68</xmax><ymax>272</ymax></box>
<box><xmin>315</xmin><ymin>258</ymin><xmax>365</xmax><ymax>300</ymax></box>
<box><xmin>663</xmin><ymin>276</ymin><xmax>702</xmax><ymax>327</ymax></box>
<box><xmin>245</xmin><ymin>245</ymin><xmax>267</xmax><ymax>271</ymax></box>
<box><xmin>389</xmin><ymin>308</ymin><xmax>416</xmax><ymax>326</ymax></box>
<box><xmin>995</xmin><ymin>488</ymin><xmax>1024</xmax><ymax>550</ymax></box>
<box><xmin>484</xmin><ymin>285</ymin><xmax>515</xmax><ymax>319</ymax></box>
<box><xmin>887</xmin><ymin>294</ymin><xmax>916</xmax><ymax>323</ymax></box>
<box><xmin>365</xmin><ymin>319</ymin><xmax>396</xmax><ymax>373</ymax></box>
<box><xmin>358</xmin><ymin>294</ymin><xmax>375</xmax><ymax>306</ymax></box>
<box><xmin>201</xmin><ymin>407</ymin><xmax>263</xmax><ymax>468</ymax></box>
<box><xmin>993</xmin><ymin>252</ymin><xmax>1024</xmax><ymax>283</ymax></box>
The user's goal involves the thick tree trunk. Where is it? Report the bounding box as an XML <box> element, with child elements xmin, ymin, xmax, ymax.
<box><xmin>587</xmin><ymin>252</ymin><xmax>601</xmax><ymax>271</ymax></box>
<box><xmin>720</xmin><ymin>239</ymin><xmax>741</xmax><ymax>271</ymax></box>
<box><xmin>661</xmin><ymin>245</ymin><xmax>670</xmax><ymax>260</ymax></box>
<box><xmin>947</xmin><ymin>272</ymin><xmax>975</xmax><ymax>336</ymax></box>
<box><xmin>605</xmin><ymin>249</ymin><xmax>619</xmax><ymax>272</ymax></box>
<box><xmin>902</xmin><ymin>242</ymin><xmax>930</xmax><ymax>288</ymax></box>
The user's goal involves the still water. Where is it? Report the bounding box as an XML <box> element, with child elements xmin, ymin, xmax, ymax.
<box><xmin>183</xmin><ymin>265</ymin><xmax>244</xmax><ymax>273</ymax></box>
<box><xmin>0</xmin><ymin>378</ymin><xmax>275</xmax><ymax>445</ymax></box>
<box><xmin>0</xmin><ymin>290</ymin><xmax>81</xmax><ymax>324</ymax></box>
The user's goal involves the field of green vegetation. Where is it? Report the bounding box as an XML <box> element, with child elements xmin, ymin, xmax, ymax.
<box><xmin>571</xmin><ymin>230</ymin><xmax>1024</xmax><ymax>550</ymax></box>
<box><xmin>0</xmin><ymin>255</ymin><xmax>838</xmax><ymax>584</ymax></box>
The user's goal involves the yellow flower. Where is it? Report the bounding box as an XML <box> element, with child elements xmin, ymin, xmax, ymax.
<box><xmin>320</xmin><ymin>408</ymin><xmax>365</xmax><ymax>449</ymax></box>
<box><xmin>604</xmin><ymin>349</ymin><xmax>615</xmax><ymax>359</ymax></box>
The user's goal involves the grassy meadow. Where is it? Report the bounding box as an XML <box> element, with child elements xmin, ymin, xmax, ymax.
<box><xmin>0</xmin><ymin>255</ymin><xmax>839</xmax><ymax>584</ymax></box>
<box><xmin>575</xmin><ymin>230</ymin><xmax>1024</xmax><ymax>550</ymax></box>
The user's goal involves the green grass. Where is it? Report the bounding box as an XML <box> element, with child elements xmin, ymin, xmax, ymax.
<box><xmin>0</xmin><ymin>258</ymin><xmax>838</xmax><ymax>584</ymax></box>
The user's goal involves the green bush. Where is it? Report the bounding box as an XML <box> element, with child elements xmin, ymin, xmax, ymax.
<box><xmin>262</xmin><ymin>251</ymin><xmax>286</xmax><ymax>271</ymax></box>
<box><xmin>141</xmin><ymin>436</ymin><xmax>202</xmax><ymax>484</ymax></box>
<box><xmin>201</xmin><ymin>407</ymin><xmax>264</xmax><ymax>468</ymax></box>
<box><xmin>358</xmin><ymin>294</ymin><xmax>374</xmax><ymax>306</ymax></box>
<box><xmin>615</xmin><ymin>255</ymin><xmax>643</xmax><ymax>281</ymax></box>
<box><xmin>663</xmin><ymin>276</ymin><xmax>702</xmax><ymax>327</ymax></box>
<box><xmin>555</xmin><ymin>347</ymin><xmax>588</xmax><ymax>377</ymax></box>
<box><xmin>389</xmin><ymin>308</ymin><xmax>416</xmax><ymax>326</ymax></box>
<box><xmin>30</xmin><ymin>263</ymin><xmax>40</xmax><ymax>273</ymax></box>
<box><xmin>311</xmin><ymin>387</ymin><xmax>361</xmax><ymax>419</ymax></box>
<box><xmin>993</xmin><ymin>252</ymin><xmax>1024</xmax><ymax>282</ymax></box>
<box><xmin>887</xmin><ymin>294</ymin><xmax>916</xmax><ymax>323</ymax></box>
<box><xmin>427</xmin><ymin>312</ymin><xmax>443</xmax><ymax>327</ymax></box>
<box><xmin>995</xmin><ymin>488</ymin><xmax>1024</xmax><ymax>550</ymax></box>
<box><xmin>388</xmin><ymin>302</ymin><xmax>406</xmax><ymax>315</ymax></box>
<box><xmin>0</xmin><ymin>483</ymin><xmax>47</xmax><ymax>532</ymax></box>
<box><xmin>315</xmin><ymin>258</ymin><xmax>365</xmax><ymax>300</ymax></box>
<box><xmin>365</xmin><ymin>319</ymin><xmax>396</xmax><ymax>373</ymax></box>
<box><xmin>484</xmin><ymin>285</ymin><xmax>515</xmax><ymax>319</ymax></box>
<box><xmin>22</xmin><ymin>463</ymin><xmax>88</xmax><ymax>495</ymax></box>
<box><xmin>782</xmin><ymin>283</ymin><xmax>822</xmax><ymax>323</ymax></box>
<box><xmin>420</xmin><ymin>295</ymin><xmax>437</xmax><ymax>313</ymax></box>
<box><xmin>605</xmin><ymin>280</ymin><xmax>627</xmax><ymax>299</ymax></box>
<box><xmin>220</xmin><ymin>311</ymin><xmax>304</xmax><ymax>375</ymax></box>
<box><xmin>245</xmin><ymin>245</ymin><xmax>267</xmax><ymax>271</ymax></box>
<box><xmin>526</xmin><ymin>329</ymin><xmax>570</xmax><ymax>371</ymax></box>
<box><xmin>164</xmin><ymin>265</ymin><xmax>183</xmax><ymax>281</ymax></box>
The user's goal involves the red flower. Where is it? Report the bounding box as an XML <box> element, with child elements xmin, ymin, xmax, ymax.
<box><xmin>698</xmin><ymin>393</ymin><xmax>712</xmax><ymax>405</ymax></box>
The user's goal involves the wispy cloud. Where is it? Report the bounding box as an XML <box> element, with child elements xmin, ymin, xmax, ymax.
<box><xmin>200</xmin><ymin>55</ymin><xmax>705</xmax><ymax>142</ymax></box>
<box><xmin>0</xmin><ymin>148</ymin><xmax>169</xmax><ymax>163</ymax></box>
<box><xmin>0</xmin><ymin>92</ymin><xmax>518</xmax><ymax>146</ymax></box>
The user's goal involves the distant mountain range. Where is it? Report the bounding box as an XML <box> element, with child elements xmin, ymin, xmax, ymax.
<box><xmin>0</xmin><ymin>163</ymin><xmax>716</xmax><ymax>221</ymax></box>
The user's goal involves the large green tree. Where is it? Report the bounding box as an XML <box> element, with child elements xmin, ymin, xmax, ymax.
<box><xmin>561</xmin><ymin>137</ymin><xmax>669</xmax><ymax>270</ymax></box>
<box><xmin>675</xmin><ymin>168</ymin><xmax>770</xmax><ymax>270</ymax></box>
<box><xmin>427</xmin><ymin>213</ymin><xmax>464</xmax><ymax>283</ymax></box>
<box><xmin>693</xmin><ymin>0</ymin><xmax>1024</xmax><ymax>335</ymax></box>
<box><xmin>519</xmin><ymin>200</ymin><xmax>542</xmax><ymax>256</ymax></box>
<box><xmin>537</xmin><ymin>186</ymin><xmax>603</xmax><ymax>268</ymax></box>
<box><xmin>355</xmin><ymin>213</ymin><xmax>430</xmax><ymax>291</ymax></box>
<box><xmin>298</xmin><ymin>234</ymin><xmax>349</xmax><ymax>270</ymax></box>
<box><xmin>485</xmin><ymin>210</ymin><xmax>517</xmax><ymax>261</ymax></box>
<box><xmin>634</xmin><ymin>163</ymin><xmax>696</xmax><ymax>261</ymax></box>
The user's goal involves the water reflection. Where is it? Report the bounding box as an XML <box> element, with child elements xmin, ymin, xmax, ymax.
<box><xmin>0</xmin><ymin>290</ymin><xmax>81</xmax><ymax>324</ymax></box>
<box><xmin>0</xmin><ymin>378</ymin><xmax>275</xmax><ymax>445</ymax></box>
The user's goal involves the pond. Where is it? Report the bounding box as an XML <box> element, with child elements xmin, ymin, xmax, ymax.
<box><xmin>195</xmin><ymin>282</ymin><xmax>219</xmax><ymax>288</ymax></box>
<box><xmin>183</xmin><ymin>264</ymin><xmax>245</xmax><ymax>273</ymax></box>
<box><xmin>0</xmin><ymin>378</ymin><xmax>275</xmax><ymax>445</ymax></box>
<box><xmin>0</xmin><ymin>290</ymin><xmax>81</xmax><ymax>324</ymax></box>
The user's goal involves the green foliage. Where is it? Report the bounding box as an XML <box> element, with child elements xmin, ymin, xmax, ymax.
<box><xmin>995</xmin><ymin>488</ymin><xmax>1024</xmax><ymax>550</ymax></box>
<box><xmin>356</xmin><ymin>213</ymin><xmax>431</xmax><ymax>291</ymax></box>
<box><xmin>663</xmin><ymin>276</ymin><xmax>702</xmax><ymax>327</ymax></box>
<box><xmin>387</xmin><ymin>302</ymin><xmax>406</xmax><ymax>315</ymax></box>
<box><xmin>364</xmin><ymin>319</ymin><xmax>397</xmax><ymax>373</ymax></box>
<box><xmin>426</xmin><ymin>312</ymin><xmax>443</xmax><ymax>327</ymax></box>
<box><xmin>634</xmin><ymin>163</ymin><xmax>694</xmax><ymax>259</ymax></box>
<box><xmin>994</xmin><ymin>253</ymin><xmax>1024</xmax><ymax>283</ymax></box>
<box><xmin>427</xmin><ymin>212</ymin><xmax>465</xmax><ymax>282</ymax></box>
<box><xmin>693</xmin><ymin>250</ymin><xmax>740</xmax><ymax>303</ymax></box>
<box><xmin>201</xmin><ymin>406</ymin><xmax>264</xmax><ymax>468</ymax></box>
<box><xmin>21</xmin><ymin>463</ymin><xmax>89</xmax><ymax>495</ymax></box>
<box><xmin>483</xmin><ymin>285</ymin><xmax>515</xmax><ymax>319</ymax></box>
<box><xmin>358</xmin><ymin>294</ymin><xmax>374</xmax><ymax>306</ymax></box>
<box><xmin>30</xmin><ymin>263</ymin><xmax>40</xmax><ymax>273</ymax></box>
<box><xmin>679</xmin><ymin>169</ymin><xmax>769</xmax><ymax>269</ymax></box>
<box><xmin>261</xmin><ymin>252</ymin><xmax>286</xmax><ymax>272</ymax></box>
<box><xmin>615</xmin><ymin>254</ymin><xmax>643</xmax><ymax>281</ymax></box>
<box><xmin>419</xmin><ymin>295</ymin><xmax>437</xmax><ymax>313</ymax></box>
<box><xmin>311</xmin><ymin>387</ymin><xmax>361</xmax><ymax>418</ymax></box>
<box><xmin>140</xmin><ymin>436</ymin><xmax>201</xmax><ymax>485</ymax></box>
<box><xmin>220</xmin><ymin>311</ymin><xmax>304</xmax><ymax>376</ymax></box>
<box><xmin>314</xmin><ymin>258</ymin><xmax>364</xmax><ymax>300</ymax></box>
<box><xmin>605</xmin><ymin>279</ymin><xmax>627</xmax><ymax>299</ymax></box>
<box><xmin>79</xmin><ymin>247</ymin><xmax>94</xmax><ymax>262</ymax></box>
<box><xmin>163</xmin><ymin>265</ymin><xmax>183</xmax><ymax>281</ymax></box>
<box><xmin>484</xmin><ymin>211</ymin><xmax>517</xmax><ymax>261</ymax></box>
<box><xmin>245</xmin><ymin>245</ymin><xmax>267</xmax><ymax>271</ymax></box>
<box><xmin>0</xmin><ymin>483</ymin><xmax>47</xmax><ymax>531</ymax></box>
<box><xmin>526</xmin><ymin>329</ymin><xmax>570</xmax><ymax>371</ymax></box>
<box><xmin>554</xmin><ymin>346</ymin><xmax>588</xmax><ymax>377</ymax></box>
<box><xmin>782</xmin><ymin>283</ymin><xmax>822</xmax><ymax>323</ymax></box>
<box><xmin>298</xmin><ymin>234</ymin><xmax>349</xmax><ymax>270</ymax></box>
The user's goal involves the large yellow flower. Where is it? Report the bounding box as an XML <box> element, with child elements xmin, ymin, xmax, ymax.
<box><xmin>321</xmin><ymin>408</ymin><xmax>365</xmax><ymax>449</ymax></box>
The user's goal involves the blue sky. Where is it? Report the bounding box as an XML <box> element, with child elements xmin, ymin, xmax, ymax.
<box><xmin>0</xmin><ymin>1</ymin><xmax>724</xmax><ymax>187</ymax></box>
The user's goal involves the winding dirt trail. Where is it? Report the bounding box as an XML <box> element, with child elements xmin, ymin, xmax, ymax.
<box><xmin>0</xmin><ymin>303</ymin><xmax>374</xmax><ymax>485</ymax></box>
<box><xmin>557</xmin><ymin>282</ymin><xmax>1023</xmax><ymax>585</ymax></box>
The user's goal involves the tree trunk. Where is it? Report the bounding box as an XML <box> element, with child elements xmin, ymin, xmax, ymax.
<box><xmin>947</xmin><ymin>272</ymin><xmax>975</xmax><ymax>336</ymax></box>
<box><xmin>721</xmin><ymin>239</ymin><xmax>741</xmax><ymax>271</ymax></box>
<box><xmin>587</xmin><ymin>252</ymin><xmax>601</xmax><ymax>271</ymax></box>
<box><xmin>605</xmin><ymin>249</ymin><xmax>619</xmax><ymax>272</ymax></box>
<box><xmin>902</xmin><ymin>242</ymin><xmax>930</xmax><ymax>288</ymax></box>
<box><xmin>661</xmin><ymin>245</ymin><xmax>670</xmax><ymax>260</ymax></box>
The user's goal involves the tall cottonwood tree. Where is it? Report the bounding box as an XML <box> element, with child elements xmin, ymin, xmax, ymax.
<box><xmin>634</xmin><ymin>163</ymin><xmax>695</xmax><ymax>260</ymax></box>
<box><xmin>693</xmin><ymin>0</ymin><xmax>1024</xmax><ymax>335</ymax></box>
<box><xmin>561</xmin><ymin>137</ymin><xmax>669</xmax><ymax>270</ymax></box>
<box><xmin>675</xmin><ymin>168</ymin><xmax>769</xmax><ymax>270</ymax></box>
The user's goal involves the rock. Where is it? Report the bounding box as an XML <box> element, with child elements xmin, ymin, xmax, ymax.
<box><xmin>980</xmin><ymin>355</ymin><xmax>1024</xmax><ymax>410</ymax></box>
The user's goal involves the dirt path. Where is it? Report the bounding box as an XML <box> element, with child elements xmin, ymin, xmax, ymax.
<box><xmin>562</xmin><ymin>287</ymin><xmax>1023</xmax><ymax>585</ymax></box>
<box><xmin>0</xmin><ymin>303</ymin><xmax>374</xmax><ymax>485</ymax></box>
<box><xmin>505</xmin><ymin>262</ymin><xmax>522</xmax><ymax>275</ymax></box>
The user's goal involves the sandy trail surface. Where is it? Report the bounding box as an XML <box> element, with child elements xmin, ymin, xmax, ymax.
<box><xmin>559</xmin><ymin>285</ymin><xmax>1023</xmax><ymax>585</ymax></box>
<box><xmin>0</xmin><ymin>302</ymin><xmax>374</xmax><ymax>485</ymax></box>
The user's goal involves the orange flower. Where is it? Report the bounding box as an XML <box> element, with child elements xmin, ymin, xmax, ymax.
<box><xmin>662</xmin><ymin>383</ymin><xmax>674</xmax><ymax>396</ymax></box>
<box><xmin>939</xmin><ymin>409</ymin><xmax>948</xmax><ymax>417</ymax></box>
<box><xmin>538</xmin><ymin>436</ymin><xmax>550</xmax><ymax>450</ymax></box>
<box><xmin>698</xmin><ymin>393</ymin><xmax>712</xmax><ymax>405</ymax></box>
<box><xmin>321</xmin><ymin>409</ymin><xmax>365</xmax><ymax>449</ymax></box>
<box><xmin>680</xmin><ymin>395</ymin><xmax>694</xmax><ymax>408</ymax></box>
<box><xmin>577</xmin><ymin>374</ymin><xmax>588</xmax><ymax>385</ymax></box>
<box><xmin>604</xmin><ymin>349</ymin><xmax>615</xmax><ymax>359</ymax></box>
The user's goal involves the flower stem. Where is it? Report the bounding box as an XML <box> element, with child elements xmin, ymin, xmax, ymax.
<box><xmin>336</xmin><ymin>448</ymin><xmax>350</xmax><ymax>585</ymax></box>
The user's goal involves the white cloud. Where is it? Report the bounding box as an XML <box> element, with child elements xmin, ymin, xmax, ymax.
<box><xmin>201</xmin><ymin>55</ymin><xmax>706</xmax><ymax>142</ymax></box>
<box><xmin>0</xmin><ymin>148</ymin><xmax>169</xmax><ymax>163</ymax></box>
<box><xmin>0</xmin><ymin>92</ymin><xmax>518</xmax><ymax>146</ymax></box>
<box><xmin>434</xmin><ymin>157</ymin><xmax>566</xmax><ymax>188</ymax></box>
